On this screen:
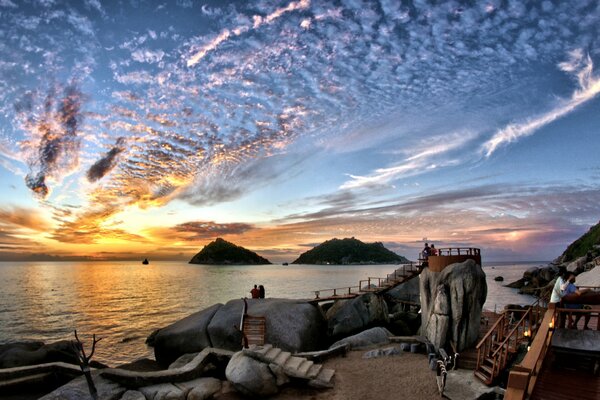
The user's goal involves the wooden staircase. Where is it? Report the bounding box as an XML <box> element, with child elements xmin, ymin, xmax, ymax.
<box><xmin>238</xmin><ymin>298</ymin><xmax>266</xmax><ymax>348</ymax></box>
<box><xmin>474</xmin><ymin>300</ymin><xmax>545</xmax><ymax>385</ymax></box>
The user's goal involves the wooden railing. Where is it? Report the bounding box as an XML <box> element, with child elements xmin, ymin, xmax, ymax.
<box><xmin>436</xmin><ymin>247</ymin><xmax>481</xmax><ymax>256</ymax></box>
<box><xmin>504</xmin><ymin>304</ymin><xmax>600</xmax><ymax>400</ymax></box>
<box><xmin>312</xmin><ymin>263</ymin><xmax>420</xmax><ymax>300</ymax></box>
<box><xmin>475</xmin><ymin>299</ymin><xmax>544</xmax><ymax>385</ymax></box>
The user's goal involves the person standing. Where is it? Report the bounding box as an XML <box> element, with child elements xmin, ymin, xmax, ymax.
<box><xmin>250</xmin><ymin>284</ymin><xmax>260</xmax><ymax>299</ymax></box>
<box><xmin>259</xmin><ymin>285</ymin><xmax>265</xmax><ymax>299</ymax></box>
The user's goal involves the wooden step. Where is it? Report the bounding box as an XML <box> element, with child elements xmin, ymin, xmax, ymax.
<box><xmin>479</xmin><ymin>364</ymin><xmax>493</xmax><ymax>375</ymax></box>
<box><xmin>474</xmin><ymin>370</ymin><xmax>492</xmax><ymax>385</ymax></box>
<box><xmin>309</xmin><ymin>368</ymin><xmax>335</xmax><ymax>388</ymax></box>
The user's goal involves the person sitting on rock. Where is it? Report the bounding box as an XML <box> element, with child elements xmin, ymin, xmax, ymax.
<box><xmin>258</xmin><ymin>285</ymin><xmax>265</xmax><ymax>299</ymax></box>
<box><xmin>250</xmin><ymin>284</ymin><xmax>260</xmax><ymax>299</ymax></box>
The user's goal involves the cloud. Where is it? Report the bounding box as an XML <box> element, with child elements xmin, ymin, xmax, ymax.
<box><xmin>341</xmin><ymin>131</ymin><xmax>478</xmax><ymax>189</ymax></box>
<box><xmin>0</xmin><ymin>206</ymin><xmax>51</xmax><ymax>231</ymax></box>
<box><xmin>187</xmin><ymin>0</ymin><xmax>311</xmax><ymax>67</ymax></box>
<box><xmin>86</xmin><ymin>137</ymin><xmax>126</xmax><ymax>182</ymax></box>
<box><xmin>20</xmin><ymin>85</ymin><xmax>83</xmax><ymax>198</ymax></box>
<box><xmin>149</xmin><ymin>220</ymin><xmax>255</xmax><ymax>242</ymax></box>
<box><xmin>483</xmin><ymin>50</ymin><xmax>600</xmax><ymax>157</ymax></box>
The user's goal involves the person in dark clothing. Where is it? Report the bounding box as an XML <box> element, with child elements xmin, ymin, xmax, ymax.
<box><xmin>250</xmin><ymin>284</ymin><xmax>260</xmax><ymax>299</ymax></box>
<box><xmin>258</xmin><ymin>285</ymin><xmax>265</xmax><ymax>299</ymax></box>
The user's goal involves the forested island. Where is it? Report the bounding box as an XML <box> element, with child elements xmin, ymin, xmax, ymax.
<box><xmin>292</xmin><ymin>237</ymin><xmax>409</xmax><ymax>265</ymax></box>
<box><xmin>189</xmin><ymin>238</ymin><xmax>271</xmax><ymax>265</ymax></box>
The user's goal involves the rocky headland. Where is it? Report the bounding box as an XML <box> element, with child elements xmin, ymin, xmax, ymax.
<box><xmin>292</xmin><ymin>237</ymin><xmax>409</xmax><ymax>265</ymax></box>
<box><xmin>189</xmin><ymin>238</ymin><xmax>271</xmax><ymax>265</ymax></box>
<box><xmin>506</xmin><ymin>220</ymin><xmax>600</xmax><ymax>298</ymax></box>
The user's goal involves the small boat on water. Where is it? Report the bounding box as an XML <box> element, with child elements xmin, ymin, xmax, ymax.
<box><xmin>142</xmin><ymin>258</ymin><xmax>149</xmax><ymax>265</ymax></box>
<box><xmin>282</xmin><ymin>262</ymin><xmax>288</xmax><ymax>266</ymax></box>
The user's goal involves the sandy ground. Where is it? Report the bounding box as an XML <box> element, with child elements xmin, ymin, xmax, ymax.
<box><xmin>219</xmin><ymin>345</ymin><xmax>441</xmax><ymax>400</ymax></box>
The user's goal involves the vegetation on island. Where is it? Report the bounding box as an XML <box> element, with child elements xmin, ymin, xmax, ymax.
<box><xmin>559</xmin><ymin>220</ymin><xmax>600</xmax><ymax>263</ymax></box>
<box><xmin>291</xmin><ymin>237</ymin><xmax>409</xmax><ymax>265</ymax></box>
<box><xmin>189</xmin><ymin>238</ymin><xmax>271</xmax><ymax>265</ymax></box>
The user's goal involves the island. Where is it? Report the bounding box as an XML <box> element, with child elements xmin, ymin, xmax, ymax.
<box><xmin>291</xmin><ymin>237</ymin><xmax>410</xmax><ymax>265</ymax></box>
<box><xmin>189</xmin><ymin>238</ymin><xmax>271</xmax><ymax>265</ymax></box>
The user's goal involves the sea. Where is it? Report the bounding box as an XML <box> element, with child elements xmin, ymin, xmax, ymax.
<box><xmin>0</xmin><ymin>260</ymin><xmax>543</xmax><ymax>366</ymax></box>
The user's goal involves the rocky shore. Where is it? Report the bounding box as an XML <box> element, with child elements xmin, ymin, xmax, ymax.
<box><xmin>0</xmin><ymin>260</ymin><xmax>489</xmax><ymax>400</ymax></box>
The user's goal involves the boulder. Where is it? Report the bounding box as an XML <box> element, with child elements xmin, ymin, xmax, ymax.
<box><xmin>207</xmin><ymin>298</ymin><xmax>326</xmax><ymax>353</ymax></box>
<box><xmin>178</xmin><ymin>377</ymin><xmax>222</xmax><ymax>400</ymax></box>
<box><xmin>538</xmin><ymin>265</ymin><xmax>558</xmax><ymax>282</ymax></box>
<box><xmin>120</xmin><ymin>391</ymin><xmax>145</xmax><ymax>400</ymax></box>
<box><xmin>39</xmin><ymin>370</ymin><xmax>125</xmax><ymax>400</ymax></box>
<box><xmin>566</xmin><ymin>256</ymin><xmax>587</xmax><ymax>273</ymax></box>
<box><xmin>225</xmin><ymin>351</ymin><xmax>279</xmax><ymax>398</ymax></box>
<box><xmin>153</xmin><ymin>303</ymin><xmax>222</xmax><ymax>367</ymax></box>
<box><xmin>420</xmin><ymin>259</ymin><xmax>487</xmax><ymax>351</ymax></box>
<box><xmin>384</xmin><ymin>277</ymin><xmax>420</xmax><ymax>304</ymax></box>
<box><xmin>138</xmin><ymin>383</ymin><xmax>185</xmax><ymax>400</ymax></box>
<box><xmin>523</xmin><ymin>267</ymin><xmax>539</xmax><ymax>280</ymax></box>
<box><xmin>0</xmin><ymin>340</ymin><xmax>79</xmax><ymax>369</ymax></box>
<box><xmin>387</xmin><ymin>311</ymin><xmax>420</xmax><ymax>336</ymax></box>
<box><xmin>327</xmin><ymin>293</ymin><xmax>389</xmax><ymax>338</ymax></box>
<box><xmin>329</xmin><ymin>327</ymin><xmax>392</xmax><ymax>350</ymax></box>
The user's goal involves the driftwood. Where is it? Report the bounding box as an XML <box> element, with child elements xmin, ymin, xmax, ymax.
<box><xmin>71</xmin><ymin>330</ymin><xmax>102</xmax><ymax>400</ymax></box>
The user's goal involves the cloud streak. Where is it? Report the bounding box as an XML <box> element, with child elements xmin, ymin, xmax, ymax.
<box><xmin>483</xmin><ymin>50</ymin><xmax>600</xmax><ymax>157</ymax></box>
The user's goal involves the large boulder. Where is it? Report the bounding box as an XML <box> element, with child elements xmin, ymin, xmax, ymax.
<box><xmin>329</xmin><ymin>327</ymin><xmax>393</xmax><ymax>350</ymax></box>
<box><xmin>327</xmin><ymin>293</ymin><xmax>389</xmax><ymax>338</ymax></box>
<box><xmin>420</xmin><ymin>259</ymin><xmax>487</xmax><ymax>351</ymax></box>
<box><xmin>0</xmin><ymin>340</ymin><xmax>79</xmax><ymax>369</ymax></box>
<box><xmin>39</xmin><ymin>371</ymin><xmax>125</xmax><ymax>400</ymax></box>
<box><xmin>225</xmin><ymin>351</ymin><xmax>279</xmax><ymax>398</ymax></box>
<box><xmin>152</xmin><ymin>303</ymin><xmax>222</xmax><ymax>367</ymax></box>
<box><xmin>207</xmin><ymin>298</ymin><xmax>326</xmax><ymax>354</ymax></box>
<box><xmin>384</xmin><ymin>277</ymin><xmax>420</xmax><ymax>305</ymax></box>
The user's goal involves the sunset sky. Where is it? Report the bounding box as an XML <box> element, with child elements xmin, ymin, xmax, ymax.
<box><xmin>1</xmin><ymin>0</ymin><xmax>600</xmax><ymax>263</ymax></box>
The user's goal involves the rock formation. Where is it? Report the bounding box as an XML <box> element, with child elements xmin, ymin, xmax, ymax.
<box><xmin>419</xmin><ymin>259</ymin><xmax>487</xmax><ymax>351</ymax></box>
<box><xmin>292</xmin><ymin>237</ymin><xmax>409</xmax><ymax>264</ymax></box>
<box><xmin>151</xmin><ymin>298</ymin><xmax>326</xmax><ymax>367</ymax></box>
<box><xmin>326</xmin><ymin>292</ymin><xmax>389</xmax><ymax>338</ymax></box>
<box><xmin>189</xmin><ymin>238</ymin><xmax>271</xmax><ymax>265</ymax></box>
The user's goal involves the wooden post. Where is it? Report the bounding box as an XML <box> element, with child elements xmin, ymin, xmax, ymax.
<box><xmin>71</xmin><ymin>330</ymin><xmax>102</xmax><ymax>400</ymax></box>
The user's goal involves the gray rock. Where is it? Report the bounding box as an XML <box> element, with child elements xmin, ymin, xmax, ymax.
<box><xmin>139</xmin><ymin>383</ymin><xmax>185</xmax><ymax>400</ymax></box>
<box><xmin>225</xmin><ymin>351</ymin><xmax>279</xmax><ymax>398</ymax></box>
<box><xmin>0</xmin><ymin>340</ymin><xmax>79</xmax><ymax>368</ymax></box>
<box><xmin>443</xmin><ymin>369</ymin><xmax>504</xmax><ymax>400</ymax></box>
<box><xmin>362</xmin><ymin>347</ymin><xmax>400</xmax><ymax>359</ymax></box>
<box><xmin>39</xmin><ymin>370</ymin><xmax>125</xmax><ymax>400</ymax></box>
<box><xmin>153</xmin><ymin>303</ymin><xmax>222</xmax><ymax>367</ymax></box>
<box><xmin>175</xmin><ymin>377</ymin><xmax>221</xmax><ymax>400</ymax></box>
<box><xmin>410</xmin><ymin>343</ymin><xmax>422</xmax><ymax>353</ymax></box>
<box><xmin>523</xmin><ymin>266</ymin><xmax>539</xmax><ymax>280</ymax></box>
<box><xmin>538</xmin><ymin>265</ymin><xmax>558</xmax><ymax>282</ymax></box>
<box><xmin>420</xmin><ymin>259</ymin><xmax>487</xmax><ymax>352</ymax></box>
<box><xmin>168</xmin><ymin>353</ymin><xmax>198</xmax><ymax>370</ymax></box>
<box><xmin>384</xmin><ymin>277</ymin><xmax>420</xmax><ymax>304</ymax></box>
<box><xmin>120</xmin><ymin>391</ymin><xmax>145</xmax><ymax>400</ymax></box>
<box><xmin>207</xmin><ymin>298</ymin><xmax>326</xmax><ymax>353</ymax></box>
<box><xmin>329</xmin><ymin>327</ymin><xmax>392</xmax><ymax>350</ymax></box>
<box><xmin>567</xmin><ymin>256</ymin><xmax>587</xmax><ymax>272</ymax></box>
<box><xmin>327</xmin><ymin>293</ymin><xmax>389</xmax><ymax>338</ymax></box>
<box><xmin>101</xmin><ymin>347</ymin><xmax>233</xmax><ymax>389</ymax></box>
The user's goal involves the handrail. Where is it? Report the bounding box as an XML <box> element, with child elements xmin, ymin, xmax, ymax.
<box><xmin>475</xmin><ymin>313</ymin><xmax>506</xmax><ymax>350</ymax></box>
<box><xmin>491</xmin><ymin>310</ymin><xmax>529</xmax><ymax>358</ymax></box>
<box><xmin>435</xmin><ymin>247</ymin><xmax>480</xmax><ymax>256</ymax></box>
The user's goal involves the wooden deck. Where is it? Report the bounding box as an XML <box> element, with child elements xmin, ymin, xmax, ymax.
<box><xmin>530</xmin><ymin>348</ymin><xmax>600</xmax><ymax>400</ymax></box>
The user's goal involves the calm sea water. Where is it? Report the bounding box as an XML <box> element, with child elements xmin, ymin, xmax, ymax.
<box><xmin>0</xmin><ymin>261</ymin><xmax>540</xmax><ymax>365</ymax></box>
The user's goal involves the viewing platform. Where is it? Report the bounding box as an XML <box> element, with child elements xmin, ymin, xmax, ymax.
<box><xmin>425</xmin><ymin>247</ymin><xmax>481</xmax><ymax>272</ymax></box>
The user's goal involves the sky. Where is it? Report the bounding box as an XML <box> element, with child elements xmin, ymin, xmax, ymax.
<box><xmin>1</xmin><ymin>0</ymin><xmax>600</xmax><ymax>263</ymax></box>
